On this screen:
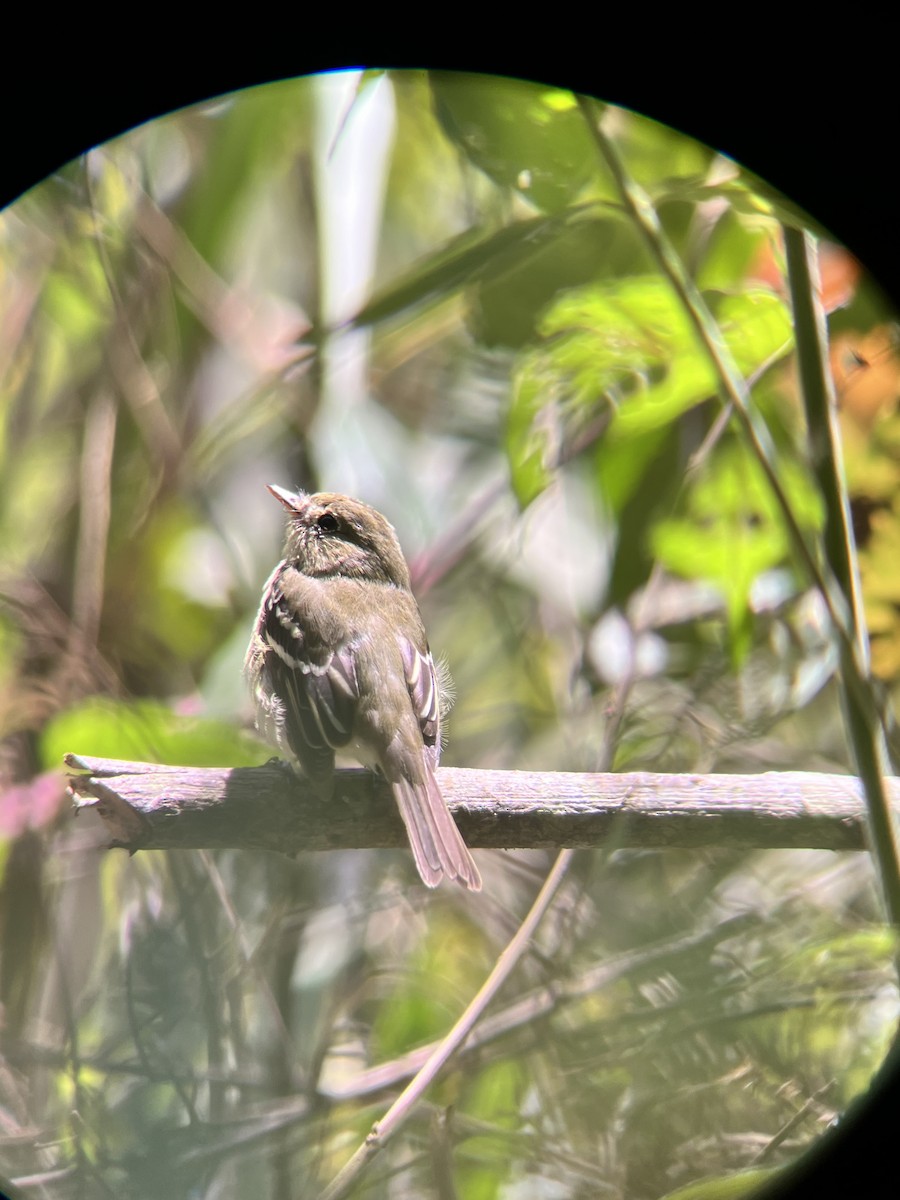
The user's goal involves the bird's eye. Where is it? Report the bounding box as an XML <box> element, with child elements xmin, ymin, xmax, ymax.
<box><xmin>317</xmin><ymin>512</ymin><xmax>339</xmax><ymax>533</ymax></box>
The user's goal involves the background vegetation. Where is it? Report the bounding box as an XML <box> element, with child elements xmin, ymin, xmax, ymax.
<box><xmin>1</xmin><ymin>70</ymin><xmax>899</xmax><ymax>1199</ymax></box>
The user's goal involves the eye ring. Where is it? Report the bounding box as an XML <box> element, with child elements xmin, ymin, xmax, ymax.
<box><xmin>317</xmin><ymin>512</ymin><xmax>339</xmax><ymax>533</ymax></box>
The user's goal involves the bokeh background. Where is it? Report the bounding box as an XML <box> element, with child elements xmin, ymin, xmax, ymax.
<box><xmin>2</xmin><ymin>70</ymin><xmax>900</xmax><ymax>1199</ymax></box>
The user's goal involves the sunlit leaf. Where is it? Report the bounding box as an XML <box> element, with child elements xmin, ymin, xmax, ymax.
<box><xmin>41</xmin><ymin>697</ymin><xmax>267</xmax><ymax>770</ymax></box>
<box><xmin>507</xmin><ymin>277</ymin><xmax>793</xmax><ymax>506</ymax></box>
<box><xmin>652</xmin><ymin>443</ymin><xmax>822</xmax><ymax>661</ymax></box>
<box><xmin>349</xmin><ymin>205</ymin><xmax>597</xmax><ymax>331</ymax></box>
<box><xmin>430</xmin><ymin>73</ymin><xmax>598</xmax><ymax>212</ymax></box>
<box><xmin>506</xmin><ymin>367</ymin><xmax>560</xmax><ymax>506</ymax></box>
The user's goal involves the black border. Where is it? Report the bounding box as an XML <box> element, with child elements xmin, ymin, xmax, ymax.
<box><xmin>2</xmin><ymin>34</ymin><xmax>896</xmax><ymax>1200</ymax></box>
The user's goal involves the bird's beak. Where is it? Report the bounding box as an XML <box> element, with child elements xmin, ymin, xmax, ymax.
<box><xmin>267</xmin><ymin>484</ymin><xmax>306</xmax><ymax>513</ymax></box>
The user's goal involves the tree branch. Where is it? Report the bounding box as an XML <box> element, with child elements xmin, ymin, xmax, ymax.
<box><xmin>65</xmin><ymin>754</ymin><xmax>896</xmax><ymax>855</ymax></box>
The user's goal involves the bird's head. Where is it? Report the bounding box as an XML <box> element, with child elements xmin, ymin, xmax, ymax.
<box><xmin>268</xmin><ymin>486</ymin><xmax>412</xmax><ymax>589</ymax></box>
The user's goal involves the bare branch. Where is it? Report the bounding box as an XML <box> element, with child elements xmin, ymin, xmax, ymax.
<box><xmin>64</xmin><ymin>754</ymin><xmax>895</xmax><ymax>855</ymax></box>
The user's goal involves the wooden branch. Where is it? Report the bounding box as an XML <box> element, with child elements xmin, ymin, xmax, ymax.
<box><xmin>64</xmin><ymin>754</ymin><xmax>897</xmax><ymax>856</ymax></box>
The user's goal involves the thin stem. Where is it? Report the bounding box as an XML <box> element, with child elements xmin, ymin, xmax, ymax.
<box><xmin>576</xmin><ymin>96</ymin><xmax>900</xmax><ymax>943</ymax></box>
<box><xmin>316</xmin><ymin>850</ymin><xmax>574</xmax><ymax>1200</ymax></box>
<box><xmin>575</xmin><ymin>96</ymin><xmax>854</xmax><ymax>657</ymax></box>
<box><xmin>783</xmin><ymin>225</ymin><xmax>900</xmax><ymax>933</ymax></box>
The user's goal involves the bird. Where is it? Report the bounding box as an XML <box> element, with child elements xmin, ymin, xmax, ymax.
<box><xmin>244</xmin><ymin>486</ymin><xmax>481</xmax><ymax>891</ymax></box>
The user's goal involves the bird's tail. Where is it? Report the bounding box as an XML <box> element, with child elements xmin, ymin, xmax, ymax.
<box><xmin>392</xmin><ymin>769</ymin><xmax>481</xmax><ymax>891</ymax></box>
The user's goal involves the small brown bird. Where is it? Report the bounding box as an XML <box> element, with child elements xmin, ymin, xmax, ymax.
<box><xmin>245</xmin><ymin>486</ymin><xmax>481</xmax><ymax>890</ymax></box>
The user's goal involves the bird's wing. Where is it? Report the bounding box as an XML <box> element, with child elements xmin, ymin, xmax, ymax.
<box><xmin>260</xmin><ymin>570</ymin><xmax>360</xmax><ymax>778</ymax></box>
<box><xmin>398</xmin><ymin>635</ymin><xmax>441</xmax><ymax>766</ymax></box>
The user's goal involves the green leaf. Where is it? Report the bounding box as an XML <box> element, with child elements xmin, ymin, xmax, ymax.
<box><xmin>472</xmin><ymin>215</ymin><xmax>625</xmax><ymax>347</ymax></box>
<box><xmin>548</xmin><ymin>279</ymin><xmax>791</xmax><ymax>439</ymax></box>
<box><xmin>506</xmin><ymin>365</ymin><xmax>558</xmax><ymax>506</ymax></box>
<box><xmin>651</xmin><ymin>443</ymin><xmax>822</xmax><ymax>661</ymax></box>
<box><xmin>41</xmin><ymin>697</ymin><xmax>267</xmax><ymax>770</ymax></box>
<box><xmin>506</xmin><ymin>277</ymin><xmax>793</xmax><ymax>507</ymax></box>
<box><xmin>430</xmin><ymin>73</ymin><xmax>598</xmax><ymax>212</ymax></box>
<box><xmin>665</xmin><ymin>171</ymin><xmax>821</xmax><ymax>235</ymax></box>
<box><xmin>595</xmin><ymin>423</ymin><xmax>672</xmax><ymax>515</ymax></box>
<box><xmin>348</xmin><ymin>206</ymin><xmax>596</xmax><ymax>331</ymax></box>
<box><xmin>659</xmin><ymin>1166</ymin><xmax>780</xmax><ymax>1200</ymax></box>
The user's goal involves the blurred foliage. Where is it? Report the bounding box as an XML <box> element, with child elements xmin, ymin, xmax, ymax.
<box><xmin>40</xmin><ymin>697</ymin><xmax>268</xmax><ymax>771</ymax></box>
<box><xmin>1</xmin><ymin>69</ymin><xmax>899</xmax><ymax>1200</ymax></box>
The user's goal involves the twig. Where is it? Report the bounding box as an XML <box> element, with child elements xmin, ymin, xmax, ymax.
<box><xmin>320</xmin><ymin>910</ymin><xmax>759</xmax><ymax>1102</ymax></box>
<box><xmin>316</xmin><ymin>851</ymin><xmax>574</xmax><ymax>1200</ymax></box>
<box><xmin>65</xmin><ymin>754</ymin><xmax>897</xmax><ymax>855</ymax></box>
